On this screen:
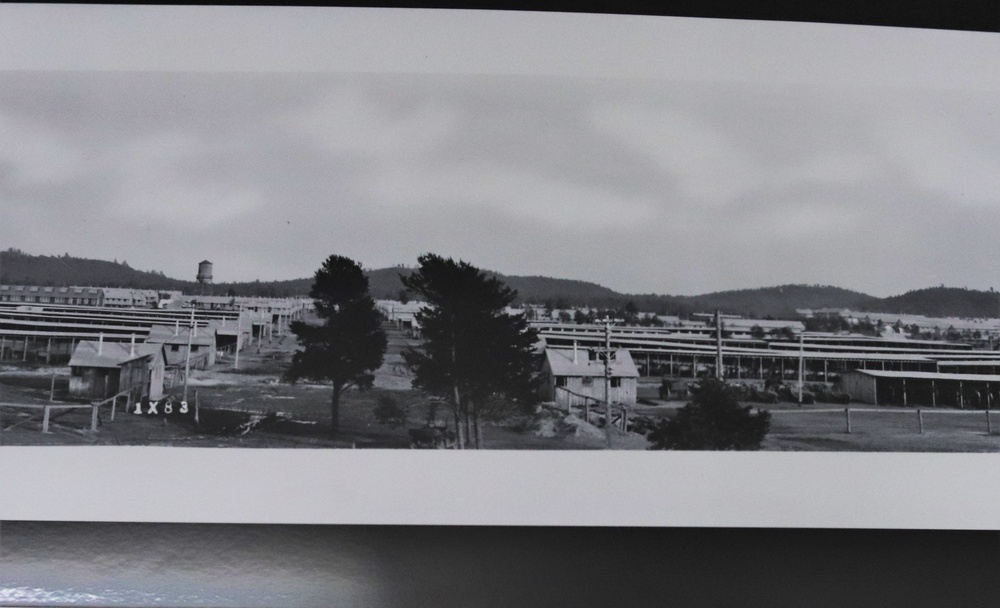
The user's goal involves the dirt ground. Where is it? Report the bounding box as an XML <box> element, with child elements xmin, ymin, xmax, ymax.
<box><xmin>3</xmin><ymin>329</ymin><xmax>999</xmax><ymax>451</ymax></box>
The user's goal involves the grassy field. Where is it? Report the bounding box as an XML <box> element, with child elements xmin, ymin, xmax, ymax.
<box><xmin>762</xmin><ymin>406</ymin><xmax>1000</xmax><ymax>452</ymax></box>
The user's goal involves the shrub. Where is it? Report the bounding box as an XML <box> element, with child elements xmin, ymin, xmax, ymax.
<box><xmin>646</xmin><ymin>378</ymin><xmax>771</xmax><ymax>450</ymax></box>
<box><xmin>373</xmin><ymin>394</ymin><xmax>408</xmax><ymax>426</ymax></box>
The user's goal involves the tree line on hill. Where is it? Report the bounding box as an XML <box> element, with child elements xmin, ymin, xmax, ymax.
<box><xmin>4</xmin><ymin>248</ymin><xmax>999</xmax><ymax>320</ymax></box>
<box><xmin>0</xmin><ymin>249</ymin><xmax>311</xmax><ymax>298</ymax></box>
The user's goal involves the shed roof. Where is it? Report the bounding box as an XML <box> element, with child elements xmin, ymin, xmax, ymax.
<box><xmin>935</xmin><ymin>360</ymin><xmax>1000</xmax><ymax>367</ymax></box>
<box><xmin>545</xmin><ymin>348</ymin><xmax>639</xmax><ymax>378</ymax></box>
<box><xmin>69</xmin><ymin>340</ymin><xmax>150</xmax><ymax>368</ymax></box>
<box><xmin>146</xmin><ymin>324</ymin><xmax>217</xmax><ymax>346</ymax></box>
<box><xmin>842</xmin><ymin>369</ymin><xmax>1000</xmax><ymax>383</ymax></box>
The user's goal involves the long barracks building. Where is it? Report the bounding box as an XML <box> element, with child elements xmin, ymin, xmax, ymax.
<box><xmin>533</xmin><ymin>322</ymin><xmax>998</xmax><ymax>386</ymax></box>
<box><xmin>0</xmin><ymin>298</ymin><xmax>309</xmax><ymax>364</ymax></box>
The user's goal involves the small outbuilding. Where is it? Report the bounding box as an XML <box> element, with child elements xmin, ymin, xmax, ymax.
<box><xmin>205</xmin><ymin>316</ymin><xmax>250</xmax><ymax>357</ymax></box>
<box><xmin>146</xmin><ymin>322</ymin><xmax>217</xmax><ymax>368</ymax></box>
<box><xmin>540</xmin><ymin>346</ymin><xmax>639</xmax><ymax>408</ymax></box>
<box><xmin>68</xmin><ymin>339</ymin><xmax>167</xmax><ymax>401</ymax></box>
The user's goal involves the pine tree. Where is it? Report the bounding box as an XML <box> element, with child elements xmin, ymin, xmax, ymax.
<box><xmin>287</xmin><ymin>255</ymin><xmax>387</xmax><ymax>438</ymax></box>
<box><xmin>402</xmin><ymin>254</ymin><xmax>538</xmax><ymax>449</ymax></box>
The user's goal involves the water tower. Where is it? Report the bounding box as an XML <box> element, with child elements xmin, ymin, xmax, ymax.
<box><xmin>197</xmin><ymin>260</ymin><xmax>213</xmax><ymax>295</ymax></box>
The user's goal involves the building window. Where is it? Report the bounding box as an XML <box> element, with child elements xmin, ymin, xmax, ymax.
<box><xmin>555</xmin><ymin>377</ymin><xmax>567</xmax><ymax>387</ymax></box>
<box><xmin>611</xmin><ymin>378</ymin><xmax>622</xmax><ymax>388</ymax></box>
<box><xmin>171</xmin><ymin>345</ymin><xmax>180</xmax><ymax>352</ymax></box>
<box><xmin>191</xmin><ymin>345</ymin><xmax>199</xmax><ymax>352</ymax></box>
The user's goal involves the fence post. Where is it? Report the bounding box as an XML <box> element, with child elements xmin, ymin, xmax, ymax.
<box><xmin>90</xmin><ymin>404</ymin><xmax>99</xmax><ymax>432</ymax></box>
<box><xmin>42</xmin><ymin>406</ymin><xmax>51</xmax><ymax>433</ymax></box>
<box><xmin>111</xmin><ymin>395</ymin><xmax>117</xmax><ymax>422</ymax></box>
<box><xmin>49</xmin><ymin>374</ymin><xmax>56</xmax><ymax>402</ymax></box>
<box><xmin>195</xmin><ymin>389</ymin><xmax>200</xmax><ymax>426</ymax></box>
<box><xmin>988</xmin><ymin>410</ymin><xmax>993</xmax><ymax>435</ymax></box>
<box><xmin>845</xmin><ymin>408</ymin><xmax>851</xmax><ymax>434</ymax></box>
<box><xmin>918</xmin><ymin>409</ymin><xmax>923</xmax><ymax>434</ymax></box>
<box><xmin>621</xmin><ymin>406</ymin><xmax>628</xmax><ymax>431</ymax></box>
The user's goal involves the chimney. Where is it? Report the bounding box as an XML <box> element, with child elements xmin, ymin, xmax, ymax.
<box><xmin>98</xmin><ymin>333</ymin><xmax>103</xmax><ymax>356</ymax></box>
<box><xmin>130</xmin><ymin>334</ymin><xmax>136</xmax><ymax>357</ymax></box>
<box><xmin>573</xmin><ymin>340</ymin><xmax>578</xmax><ymax>364</ymax></box>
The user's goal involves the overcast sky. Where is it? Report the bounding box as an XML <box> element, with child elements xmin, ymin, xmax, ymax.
<box><xmin>1</xmin><ymin>7</ymin><xmax>998</xmax><ymax>297</ymax></box>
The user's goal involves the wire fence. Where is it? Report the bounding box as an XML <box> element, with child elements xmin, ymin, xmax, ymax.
<box><xmin>769</xmin><ymin>407</ymin><xmax>997</xmax><ymax>435</ymax></box>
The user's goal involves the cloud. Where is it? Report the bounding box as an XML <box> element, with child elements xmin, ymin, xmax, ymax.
<box><xmin>0</xmin><ymin>71</ymin><xmax>997</xmax><ymax>296</ymax></box>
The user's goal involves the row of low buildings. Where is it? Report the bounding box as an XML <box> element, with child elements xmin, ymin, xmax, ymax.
<box><xmin>535</xmin><ymin>342</ymin><xmax>1000</xmax><ymax>411</ymax></box>
<box><xmin>797</xmin><ymin>308</ymin><xmax>1000</xmax><ymax>334</ymax></box>
<box><xmin>65</xmin><ymin>316</ymin><xmax>255</xmax><ymax>402</ymax></box>
<box><xmin>532</xmin><ymin>318</ymin><xmax>1000</xmax><ymax>409</ymax></box>
<box><xmin>0</xmin><ymin>295</ymin><xmax>310</xmax><ymax>403</ymax></box>
<box><xmin>0</xmin><ymin>284</ymin><xmax>313</xmax><ymax>317</ymax></box>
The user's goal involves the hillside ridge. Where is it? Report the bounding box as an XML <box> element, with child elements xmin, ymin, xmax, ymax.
<box><xmin>2</xmin><ymin>248</ymin><xmax>997</xmax><ymax>319</ymax></box>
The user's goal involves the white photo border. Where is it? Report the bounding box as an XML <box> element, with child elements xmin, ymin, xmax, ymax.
<box><xmin>1</xmin><ymin>5</ymin><xmax>998</xmax><ymax>529</ymax></box>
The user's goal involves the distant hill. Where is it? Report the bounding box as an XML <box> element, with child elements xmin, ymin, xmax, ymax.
<box><xmin>3</xmin><ymin>248</ymin><xmax>998</xmax><ymax>320</ymax></box>
<box><xmin>365</xmin><ymin>267</ymin><xmax>620</xmax><ymax>305</ymax></box>
<box><xmin>681</xmin><ymin>285</ymin><xmax>880</xmax><ymax>320</ymax></box>
<box><xmin>862</xmin><ymin>287</ymin><xmax>1000</xmax><ymax>319</ymax></box>
<box><xmin>0</xmin><ymin>249</ymin><xmax>188</xmax><ymax>291</ymax></box>
<box><xmin>0</xmin><ymin>248</ymin><xmax>311</xmax><ymax>298</ymax></box>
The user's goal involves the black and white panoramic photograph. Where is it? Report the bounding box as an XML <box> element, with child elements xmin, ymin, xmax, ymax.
<box><xmin>2</xmin><ymin>5</ymin><xmax>1000</xmax><ymax>608</ymax></box>
<box><xmin>2</xmin><ymin>6</ymin><xmax>999</xmax><ymax>454</ymax></box>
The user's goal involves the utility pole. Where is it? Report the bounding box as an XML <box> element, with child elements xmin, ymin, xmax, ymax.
<box><xmin>234</xmin><ymin>303</ymin><xmax>242</xmax><ymax>371</ymax></box>
<box><xmin>715</xmin><ymin>309</ymin><xmax>724</xmax><ymax>380</ymax></box>
<box><xmin>596</xmin><ymin>316</ymin><xmax>615</xmax><ymax>447</ymax></box>
<box><xmin>797</xmin><ymin>332</ymin><xmax>805</xmax><ymax>407</ymax></box>
<box><xmin>183</xmin><ymin>308</ymin><xmax>194</xmax><ymax>403</ymax></box>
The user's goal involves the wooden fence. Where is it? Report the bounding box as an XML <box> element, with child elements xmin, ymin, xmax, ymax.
<box><xmin>554</xmin><ymin>386</ymin><xmax>629</xmax><ymax>430</ymax></box>
<box><xmin>0</xmin><ymin>389</ymin><xmax>132</xmax><ymax>434</ymax></box>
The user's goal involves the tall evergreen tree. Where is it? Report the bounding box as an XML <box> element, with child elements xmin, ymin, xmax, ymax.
<box><xmin>287</xmin><ymin>255</ymin><xmax>387</xmax><ymax>438</ymax></box>
<box><xmin>402</xmin><ymin>254</ymin><xmax>538</xmax><ymax>449</ymax></box>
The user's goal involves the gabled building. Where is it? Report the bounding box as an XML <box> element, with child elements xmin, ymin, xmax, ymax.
<box><xmin>204</xmin><ymin>316</ymin><xmax>250</xmax><ymax>356</ymax></box>
<box><xmin>540</xmin><ymin>346</ymin><xmax>639</xmax><ymax>408</ymax></box>
<box><xmin>0</xmin><ymin>285</ymin><xmax>104</xmax><ymax>306</ymax></box>
<box><xmin>68</xmin><ymin>339</ymin><xmax>167</xmax><ymax>401</ymax></box>
<box><xmin>146</xmin><ymin>322</ymin><xmax>217</xmax><ymax>368</ymax></box>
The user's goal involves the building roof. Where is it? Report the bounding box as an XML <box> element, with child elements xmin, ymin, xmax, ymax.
<box><xmin>204</xmin><ymin>318</ymin><xmax>249</xmax><ymax>336</ymax></box>
<box><xmin>725</xmin><ymin>319</ymin><xmax>805</xmax><ymax>330</ymax></box>
<box><xmin>935</xmin><ymin>360</ymin><xmax>1000</xmax><ymax>368</ymax></box>
<box><xmin>69</xmin><ymin>340</ymin><xmax>151</xmax><ymax>368</ymax></box>
<box><xmin>842</xmin><ymin>369</ymin><xmax>1000</xmax><ymax>383</ymax></box>
<box><xmin>146</xmin><ymin>323</ymin><xmax>217</xmax><ymax>346</ymax></box>
<box><xmin>544</xmin><ymin>347</ymin><xmax>639</xmax><ymax>378</ymax></box>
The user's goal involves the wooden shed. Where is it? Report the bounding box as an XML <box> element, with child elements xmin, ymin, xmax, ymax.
<box><xmin>146</xmin><ymin>322</ymin><xmax>217</xmax><ymax>368</ymax></box>
<box><xmin>68</xmin><ymin>339</ymin><xmax>163</xmax><ymax>401</ymax></box>
<box><xmin>540</xmin><ymin>346</ymin><xmax>639</xmax><ymax>408</ymax></box>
